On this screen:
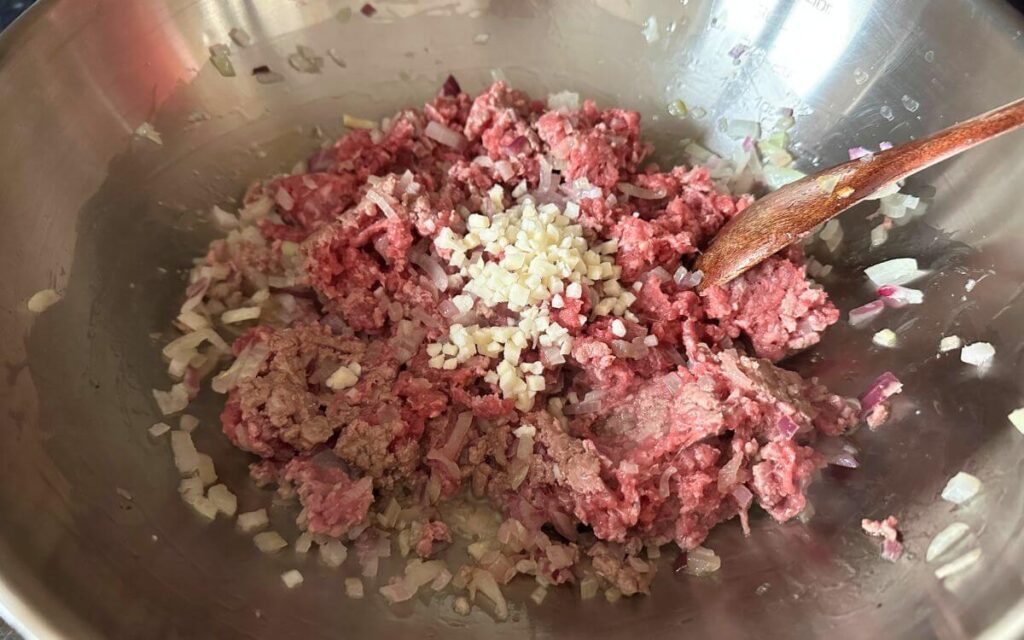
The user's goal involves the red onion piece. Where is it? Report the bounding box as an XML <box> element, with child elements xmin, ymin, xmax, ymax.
<box><xmin>882</xmin><ymin>539</ymin><xmax>904</xmax><ymax>562</ymax></box>
<box><xmin>731</xmin><ymin>485</ymin><xmax>753</xmax><ymax>508</ymax></box>
<box><xmin>848</xmin><ymin>299</ymin><xmax>885</xmax><ymax>326</ymax></box>
<box><xmin>777</xmin><ymin>415</ymin><xmax>800</xmax><ymax>440</ymax></box>
<box><xmin>617</xmin><ymin>183</ymin><xmax>667</xmax><ymax>200</ymax></box>
<box><xmin>425</xmin><ymin>450</ymin><xmax>460</xmax><ymax>479</ymax></box>
<box><xmin>848</xmin><ymin>146</ymin><xmax>873</xmax><ymax>161</ymax></box>
<box><xmin>538</xmin><ymin>156</ymin><xmax>554</xmax><ymax>192</ymax></box>
<box><xmin>424</xmin><ymin>121</ymin><xmax>467</xmax><ymax>149</ymax></box>
<box><xmin>878</xmin><ymin>141</ymin><xmax>893</xmax><ymax>151</ymax></box>
<box><xmin>858</xmin><ymin>371</ymin><xmax>903</xmax><ymax>415</ymax></box>
<box><xmin>275</xmin><ymin>188</ymin><xmax>295</xmax><ymax>211</ymax></box>
<box><xmin>360</xmin><ymin>3</ymin><xmax>376</xmax><ymax>17</ymax></box>
<box><xmin>505</xmin><ymin>136</ymin><xmax>529</xmax><ymax>155</ymax></box>
<box><xmin>438</xmin><ymin>299</ymin><xmax>460</xmax><ymax>318</ymax></box>
<box><xmin>878</xmin><ymin>284</ymin><xmax>924</xmax><ymax>308</ymax></box>
<box><xmin>494</xmin><ymin>160</ymin><xmax>515</xmax><ymax>181</ymax></box>
<box><xmin>307</xmin><ymin>148</ymin><xmax>333</xmax><ymax>172</ymax></box>
<box><xmin>441</xmin><ymin>74</ymin><xmax>461</xmax><ymax>97</ymax></box>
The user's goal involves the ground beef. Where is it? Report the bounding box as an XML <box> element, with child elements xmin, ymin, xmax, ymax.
<box><xmin>703</xmin><ymin>255</ymin><xmax>839</xmax><ymax>361</ymax></box>
<box><xmin>181</xmin><ymin>79</ymin><xmax>901</xmax><ymax>606</ymax></box>
<box><xmin>284</xmin><ymin>457</ymin><xmax>374</xmax><ymax>537</ymax></box>
<box><xmin>862</xmin><ymin>515</ymin><xmax>904</xmax><ymax>561</ymax></box>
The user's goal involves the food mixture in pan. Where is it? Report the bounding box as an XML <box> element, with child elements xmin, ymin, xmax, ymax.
<box><xmin>154</xmin><ymin>79</ymin><xmax>902</xmax><ymax>615</ymax></box>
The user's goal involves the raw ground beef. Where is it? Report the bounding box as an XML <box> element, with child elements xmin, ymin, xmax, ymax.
<box><xmin>171</xmin><ymin>78</ymin><xmax>899</xmax><ymax>610</ymax></box>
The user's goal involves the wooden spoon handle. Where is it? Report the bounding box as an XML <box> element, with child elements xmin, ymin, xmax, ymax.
<box><xmin>695</xmin><ymin>97</ymin><xmax>1024</xmax><ymax>291</ymax></box>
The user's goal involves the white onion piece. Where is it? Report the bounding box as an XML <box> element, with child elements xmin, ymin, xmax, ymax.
<box><xmin>211</xmin><ymin>342</ymin><xmax>270</xmax><ymax>393</ymax></box>
<box><xmin>469</xmin><ymin>568</ymin><xmax>508</xmax><ymax>619</ymax></box>
<box><xmin>547</xmin><ymin>91</ymin><xmax>580</xmax><ymax>111</ymax></box>
<box><xmin>934</xmin><ymin>548</ymin><xmax>982</xmax><ymax>580</ymax></box>
<box><xmin>960</xmin><ymin>342</ymin><xmax>995</xmax><ymax>367</ymax></box>
<box><xmin>170</xmin><ymin>431</ymin><xmax>199</xmax><ymax>475</ymax></box>
<box><xmin>424</xmin><ymin>121</ymin><xmax>468</xmax><ymax>149</ymax></box>
<box><xmin>939</xmin><ymin>335</ymin><xmax>962</xmax><ymax>353</ymax></box>
<box><xmin>675</xmin><ymin>269</ymin><xmax>703</xmax><ymax>289</ymax></box>
<box><xmin>154</xmin><ymin>384</ymin><xmax>190</xmax><ymax>415</ymax></box>
<box><xmin>211</xmin><ymin>205</ymin><xmax>239</xmax><ymax>230</ymax></box>
<box><xmin>320</xmin><ymin>540</ymin><xmax>348</xmax><ymax>568</ymax></box>
<box><xmin>221</xmin><ymin>306</ymin><xmax>261</xmax><ymax>324</ymax></box>
<box><xmin>365</xmin><ymin>189</ymin><xmax>398</xmax><ymax>219</ymax></box>
<box><xmin>237</xmin><ymin>509</ymin><xmax>269</xmax><ymax>533</ymax></box>
<box><xmin>941</xmin><ymin>471</ymin><xmax>982</xmax><ymax>504</ymax></box>
<box><xmin>207</xmin><ymin>484</ymin><xmax>237</xmax><ymax>516</ymax></box>
<box><xmin>254</xmin><ymin>531</ymin><xmax>288</xmax><ymax>553</ymax></box>
<box><xmin>865</xmin><ymin>258</ymin><xmax>922</xmax><ymax>286</ymax></box>
<box><xmin>27</xmin><ymin>288</ymin><xmax>61</xmax><ymax>313</ymax></box>
<box><xmin>1009</xmin><ymin>408</ymin><xmax>1024</xmax><ymax>435</ymax></box>
<box><xmin>281</xmin><ymin>570</ymin><xmax>304</xmax><ymax>589</ymax></box>
<box><xmin>162</xmin><ymin>328</ymin><xmax>229</xmax><ymax>361</ymax></box>
<box><xmin>819</xmin><ymin>219</ymin><xmax>843</xmax><ymax>253</ymax></box>
<box><xmin>345</xmin><ymin>577</ymin><xmax>364</xmax><ymax>598</ymax></box>
<box><xmin>410</xmin><ymin>251</ymin><xmax>449</xmax><ymax>292</ymax></box>
<box><xmin>617</xmin><ymin>183</ymin><xmax>666</xmax><ymax>200</ymax></box>
<box><xmin>681</xmin><ymin>546</ymin><xmax>721</xmax><ymax>576</ymax></box>
<box><xmin>926</xmin><ymin>522</ymin><xmax>970</xmax><ymax>562</ymax></box>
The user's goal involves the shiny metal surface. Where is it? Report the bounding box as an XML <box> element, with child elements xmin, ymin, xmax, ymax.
<box><xmin>0</xmin><ymin>0</ymin><xmax>1022</xmax><ymax>638</ymax></box>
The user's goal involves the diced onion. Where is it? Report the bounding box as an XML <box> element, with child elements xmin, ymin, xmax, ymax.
<box><xmin>365</xmin><ymin>189</ymin><xmax>398</xmax><ymax>219</ymax></box>
<box><xmin>849</xmin><ymin>300</ymin><xmax>884</xmax><ymax>327</ymax></box>
<box><xmin>469</xmin><ymin>568</ymin><xmax>508</xmax><ymax>619</ymax></box>
<box><xmin>538</xmin><ymin>156</ymin><xmax>553</xmax><ymax>192</ymax></box>
<box><xmin>878</xmin><ymin>284</ymin><xmax>924</xmax><ymax>307</ymax></box>
<box><xmin>27</xmin><ymin>288</ymin><xmax>61</xmax><ymax>313</ymax></box>
<box><xmin>281</xmin><ymin>570</ymin><xmax>304</xmax><ymax>589</ymax></box>
<box><xmin>960</xmin><ymin>342</ymin><xmax>995</xmax><ymax>367</ymax></box>
<box><xmin>865</xmin><ymin>258</ymin><xmax>921</xmax><ymax>286</ymax></box>
<box><xmin>547</xmin><ymin>91</ymin><xmax>580</xmax><ymax>111</ymax></box>
<box><xmin>212</xmin><ymin>342</ymin><xmax>270</xmax><ymax>393</ymax></box>
<box><xmin>872</xmin><ymin>329</ymin><xmax>898</xmax><ymax>348</ymax></box>
<box><xmin>154</xmin><ymin>384</ymin><xmax>190</xmax><ymax>415</ymax></box>
<box><xmin>170</xmin><ymin>431</ymin><xmax>199</xmax><ymax>475</ymax></box>
<box><xmin>424</xmin><ymin>121</ymin><xmax>467</xmax><ymax>149</ymax></box>
<box><xmin>237</xmin><ymin>509</ymin><xmax>269</xmax><ymax>533</ymax></box>
<box><xmin>941</xmin><ymin>471</ymin><xmax>981</xmax><ymax>504</ymax></box>
<box><xmin>221</xmin><ymin>306</ymin><xmax>261</xmax><ymax>324</ymax></box>
<box><xmin>254</xmin><ymin>531</ymin><xmax>288</xmax><ymax>553</ymax></box>
<box><xmin>410</xmin><ymin>250</ymin><xmax>449</xmax><ymax>292</ymax></box>
<box><xmin>858</xmin><ymin>372</ymin><xmax>902</xmax><ymax>414</ymax></box>
<box><xmin>938</xmin><ymin>335</ymin><xmax>962</xmax><ymax>353</ymax></box>
<box><xmin>617</xmin><ymin>183</ymin><xmax>666</xmax><ymax>200</ymax></box>
<box><xmin>681</xmin><ymin>546</ymin><xmax>721</xmax><ymax>576</ymax></box>
<box><xmin>345</xmin><ymin>577</ymin><xmax>364</xmax><ymax>598</ymax></box>
<box><xmin>320</xmin><ymin>539</ymin><xmax>349</xmax><ymax>568</ymax></box>
<box><xmin>207</xmin><ymin>484</ymin><xmax>237</xmax><ymax>516</ymax></box>
<box><xmin>934</xmin><ymin>548</ymin><xmax>982</xmax><ymax>580</ymax></box>
<box><xmin>1008</xmin><ymin>408</ymin><xmax>1024</xmax><ymax>435</ymax></box>
<box><xmin>926</xmin><ymin>522</ymin><xmax>970</xmax><ymax>562</ymax></box>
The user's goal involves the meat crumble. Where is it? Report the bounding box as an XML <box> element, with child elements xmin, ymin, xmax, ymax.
<box><xmin>162</xmin><ymin>78</ymin><xmax>898</xmax><ymax>614</ymax></box>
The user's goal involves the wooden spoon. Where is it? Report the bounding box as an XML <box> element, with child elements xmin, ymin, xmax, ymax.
<box><xmin>694</xmin><ymin>97</ymin><xmax>1024</xmax><ymax>291</ymax></box>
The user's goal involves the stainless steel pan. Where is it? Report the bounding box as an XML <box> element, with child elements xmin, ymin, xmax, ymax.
<box><xmin>0</xmin><ymin>0</ymin><xmax>1022</xmax><ymax>638</ymax></box>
